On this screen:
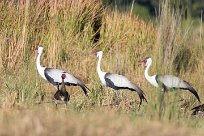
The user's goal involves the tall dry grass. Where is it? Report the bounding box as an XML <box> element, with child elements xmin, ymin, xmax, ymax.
<box><xmin>0</xmin><ymin>0</ymin><xmax>204</xmax><ymax>135</ymax></box>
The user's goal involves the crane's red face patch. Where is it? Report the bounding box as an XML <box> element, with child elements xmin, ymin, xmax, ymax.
<box><xmin>138</xmin><ymin>59</ymin><xmax>147</xmax><ymax>67</ymax></box>
<box><xmin>61</xmin><ymin>74</ymin><xmax>66</xmax><ymax>79</ymax></box>
<box><xmin>142</xmin><ymin>59</ymin><xmax>147</xmax><ymax>64</ymax></box>
<box><xmin>139</xmin><ymin>59</ymin><xmax>147</xmax><ymax>64</ymax></box>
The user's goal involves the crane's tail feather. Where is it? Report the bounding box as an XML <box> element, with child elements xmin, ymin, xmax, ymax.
<box><xmin>84</xmin><ymin>84</ymin><xmax>91</xmax><ymax>92</ymax></box>
<box><xmin>129</xmin><ymin>86</ymin><xmax>148</xmax><ymax>106</ymax></box>
<box><xmin>181</xmin><ymin>87</ymin><xmax>200</xmax><ymax>103</ymax></box>
<box><xmin>139</xmin><ymin>93</ymin><xmax>148</xmax><ymax>106</ymax></box>
<box><xmin>84</xmin><ymin>85</ymin><xmax>91</xmax><ymax>96</ymax></box>
<box><xmin>132</xmin><ymin>87</ymin><xmax>148</xmax><ymax>106</ymax></box>
<box><xmin>78</xmin><ymin>84</ymin><xmax>89</xmax><ymax>97</ymax></box>
<box><xmin>182</xmin><ymin>81</ymin><xmax>201</xmax><ymax>103</ymax></box>
<box><xmin>183</xmin><ymin>87</ymin><xmax>201</xmax><ymax>103</ymax></box>
<box><xmin>189</xmin><ymin>89</ymin><xmax>201</xmax><ymax>103</ymax></box>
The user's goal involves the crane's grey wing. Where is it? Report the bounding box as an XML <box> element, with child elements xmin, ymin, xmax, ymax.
<box><xmin>44</xmin><ymin>68</ymin><xmax>64</xmax><ymax>85</ymax></box>
<box><xmin>105</xmin><ymin>73</ymin><xmax>147</xmax><ymax>105</ymax></box>
<box><xmin>156</xmin><ymin>75</ymin><xmax>188</xmax><ymax>88</ymax></box>
<box><xmin>156</xmin><ymin>75</ymin><xmax>200</xmax><ymax>102</ymax></box>
<box><xmin>44</xmin><ymin>68</ymin><xmax>79</xmax><ymax>85</ymax></box>
<box><xmin>45</xmin><ymin>68</ymin><xmax>89</xmax><ymax>96</ymax></box>
<box><xmin>105</xmin><ymin>73</ymin><xmax>134</xmax><ymax>88</ymax></box>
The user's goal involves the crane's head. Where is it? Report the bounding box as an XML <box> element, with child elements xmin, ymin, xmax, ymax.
<box><xmin>61</xmin><ymin>73</ymin><xmax>66</xmax><ymax>79</ymax></box>
<box><xmin>38</xmin><ymin>46</ymin><xmax>43</xmax><ymax>54</ymax></box>
<box><xmin>97</xmin><ymin>51</ymin><xmax>103</xmax><ymax>58</ymax></box>
<box><xmin>141</xmin><ymin>57</ymin><xmax>152</xmax><ymax>67</ymax></box>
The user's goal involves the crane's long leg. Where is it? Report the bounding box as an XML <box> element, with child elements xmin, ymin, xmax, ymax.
<box><xmin>115</xmin><ymin>91</ymin><xmax>120</xmax><ymax>99</ymax></box>
<box><xmin>159</xmin><ymin>85</ymin><xmax>167</xmax><ymax>119</ymax></box>
<box><xmin>159</xmin><ymin>91</ymin><xmax>165</xmax><ymax>119</ymax></box>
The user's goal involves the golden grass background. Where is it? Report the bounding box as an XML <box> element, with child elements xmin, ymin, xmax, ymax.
<box><xmin>0</xmin><ymin>0</ymin><xmax>204</xmax><ymax>135</ymax></box>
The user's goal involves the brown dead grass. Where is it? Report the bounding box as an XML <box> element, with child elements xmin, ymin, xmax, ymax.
<box><xmin>0</xmin><ymin>105</ymin><xmax>201</xmax><ymax>136</ymax></box>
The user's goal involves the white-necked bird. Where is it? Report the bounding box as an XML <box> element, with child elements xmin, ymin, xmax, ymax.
<box><xmin>141</xmin><ymin>57</ymin><xmax>200</xmax><ymax>102</ymax></box>
<box><xmin>36</xmin><ymin>46</ymin><xmax>89</xmax><ymax>96</ymax></box>
<box><xmin>97</xmin><ymin>51</ymin><xmax>147</xmax><ymax>106</ymax></box>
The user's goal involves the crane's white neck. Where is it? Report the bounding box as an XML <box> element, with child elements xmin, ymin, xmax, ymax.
<box><xmin>97</xmin><ymin>54</ymin><xmax>106</xmax><ymax>85</ymax></box>
<box><xmin>97</xmin><ymin>55</ymin><xmax>102</xmax><ymax>73</ymax></box>
<box><xmin>144</xmin><ymin>60</ymin><xmax>159</xmax><ymax>87</ymax></box>
<box><xmin>36</xmin><ymin>52</ymin><xmax>46</xmax><ymax>80</ymax></box>
<box><xmin>144</xmin><ymin>60</ymin><xmax>152</xmax><ymax>79</ymax></box>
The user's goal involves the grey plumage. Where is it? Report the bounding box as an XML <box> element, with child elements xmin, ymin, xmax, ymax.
<box><xmin>36</xmin><ymin>46</ymin><xmax>89</xmax><ymax>96</ymax></box>
<box><xmin>44</xmin><ymin>68</ymin><xmax>89</xmax><ymax>96</ymax></box>
<box><xmin>156</xmin><ymin>75</ymin><xmax>200</xmax><ymax>102</ymax></box>
<box><xmin>105</xmin><ymin>73</ymin><xmax>147</xmax><ymax>105</ymax></box>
